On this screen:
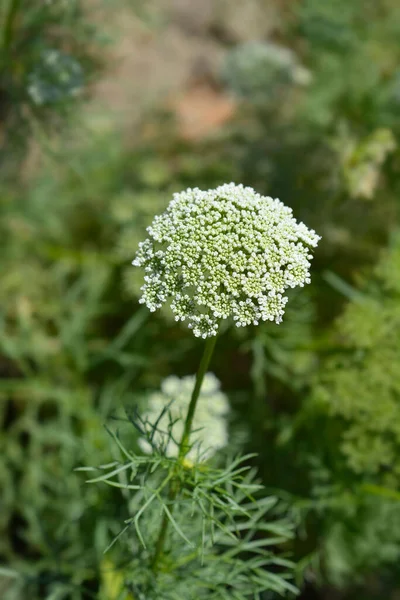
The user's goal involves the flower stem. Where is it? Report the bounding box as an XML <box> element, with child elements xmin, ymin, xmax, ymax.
<box><xmin>178</xmin><ymin>334</ymin><xmax>218</xmax><ymax>461</ymax></box>
<box><xmin>151</xmin><ymin>334</ymin><xmax>218</xmax><ymax>572</ymax></box>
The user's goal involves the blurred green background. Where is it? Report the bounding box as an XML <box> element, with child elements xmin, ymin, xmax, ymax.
<box><xmin>1</xmin><ymin>0</ymin><xmax>400</xmax><ymax>598</ymax></box>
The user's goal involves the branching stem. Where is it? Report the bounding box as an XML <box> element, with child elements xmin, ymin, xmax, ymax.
<box><xmin>151</xmin><ymin>334</ymin><xmax>218</xmax><ymax>572</ymax></box>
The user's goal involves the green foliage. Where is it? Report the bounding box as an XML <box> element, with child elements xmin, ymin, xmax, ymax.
<box><xmin>295</xmin><ymin>0</ymin><xmax>400</xmax><ymax>129</ymax></box>
<box><xmin>313</xmin><ymin>234</ymin><xmax>400</xmax><ymax>483</ymax></box>
<box><xmin>323</xmin><ymin>495</ymin><xmax>400</xmax><ymax>587</ymax></box>
<box><xmin>0</xmin><ymin>136</ymin><xmax>164</xmax><ymax>597</ymax></box>
<box><xmin>81</xmin><ymin>425</ymin><xmax>296</xmax><ymax>599</ymax></box>
<box><xmin>0</xmin><ymin>0</ymin><xmax>101</xmax><ymax>157</ymax></box>
<box><xmin>338</xmin><ymin>128</ymin><xmax>396</xmax><ymax>200</ymax></box>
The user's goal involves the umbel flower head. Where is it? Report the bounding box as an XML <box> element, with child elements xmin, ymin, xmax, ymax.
<box><xmin>139</xmin><ymin>373</ymin><xmax>229</xmax><ymax>462</ymax></box>
<box><xmin>133</xmin><ymin>183</ymin><xmax>320</xmax><ymax>338</ymax></box>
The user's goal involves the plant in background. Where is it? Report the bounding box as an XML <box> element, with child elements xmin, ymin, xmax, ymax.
<box><xmin>322</xmin><ymin>493</ymin><xmax>400</xmax><ymax>588</ymax></box>
<box><xmin>0</xmin><ymin>0</ymin><xmax>100</xmax><ymax>157</ymax></box>
<box><xmin>313</xmin><ymin>232</ymin><xmax>400</xmax><ymax>484</ymax></box>
<box><xmin>335</xmin><ymin>127</ymin><xmax>397</xmax><ymax>200</ymax></box>
<box><xmin>83</xmin><ymin>183</ymin><xmax>320</xmax><ymax>599</ymax></box>
<box><xmin>222</xmin><ymin>42</ymin><xmax>311</xmax><ymax>107</ymax></box>
<box><xmin>276</xmin><ymin>233</ymin><xmax>400</xmax><ymax>593</ymax></box>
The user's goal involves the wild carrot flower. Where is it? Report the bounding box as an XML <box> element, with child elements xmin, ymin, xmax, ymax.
<box><xmin>222</xmin><ymin>41</ymin><xmax>311</xmax><ymax>105</ymax></box>
<box><xmin>133</xmin><ymin>183</ymin><xmax>320</xmax><ymax>338</ymax></box>
<box><xmin>139</xmin><ymin>373</ymin><xmax>229</xmax><ymax>462</ymax></box>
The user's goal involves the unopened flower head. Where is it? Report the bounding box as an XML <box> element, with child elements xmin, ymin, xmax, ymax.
<box><xmin>133</xmin><ymin>183</ymin><xmax>320</xmax><ymax>338</ymax></box>
<box><xmin>139</xmin><ymin>373</ymin><xmax>229</xmax><ymax>462</ymax></box>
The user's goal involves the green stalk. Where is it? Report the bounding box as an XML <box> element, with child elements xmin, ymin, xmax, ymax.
<box><xmin>151</xmin><ymin>334</ymin><xmax>218</xmax><ymax>572</ymax></box>
<box><xmin>0</xmin><ymin>0</ymin><xmax>21</xmax><ymax>81</ymax></box>
<box><xmin>178</xmin><ymin>334</ymin><xmax>218</xmax><ymax>461</ymax></box>
<box><xmin>2</xmin><ymin>0</ymin><xmax>21</xmax><ymax>54</ymax></box>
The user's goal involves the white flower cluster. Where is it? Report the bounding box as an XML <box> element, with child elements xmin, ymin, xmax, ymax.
<box><xmin>222</xmin><ymin>41</ymin><xmax>311</xmax><ymax>105</ymax></box>
<box><xmin>133</xmin><ymin>183</ymin><xmax>320</xmax><ymax>338</ymax></box>
<box><xmin>139</xmin><ymin>373</ymin><xmax>229</xmax><ymax>462</ymax></box>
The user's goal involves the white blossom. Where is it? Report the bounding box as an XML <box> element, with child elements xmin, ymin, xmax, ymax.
<box><xmin>133</xmin><ymin>183</ymin><xmax>320</xmax><ymax>338</ymax></box>
<box><xmin>139</xmin><ymin>373</ymin><xmax>229</xmax><ymax>462</ymax></box>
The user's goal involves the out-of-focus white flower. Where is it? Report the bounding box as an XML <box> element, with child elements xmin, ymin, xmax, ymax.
<box><xmin>139</xmin><ymin>373</ymin><xmax>229</xmax><ymax>462</ymax></box>
<box><xmin>222</xmin><ymin>41</ymin><xmax>312</xmax><ymax>105</ymax></box>
<box><xmin>27</xmin><ymin>49</ymin><xmax>83</xmax><ymax>106</ymax></box>
<box><xmin>133</xmin><ymin>183</ymin><xmax>320</xmax><ymax>338</ymax></box>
